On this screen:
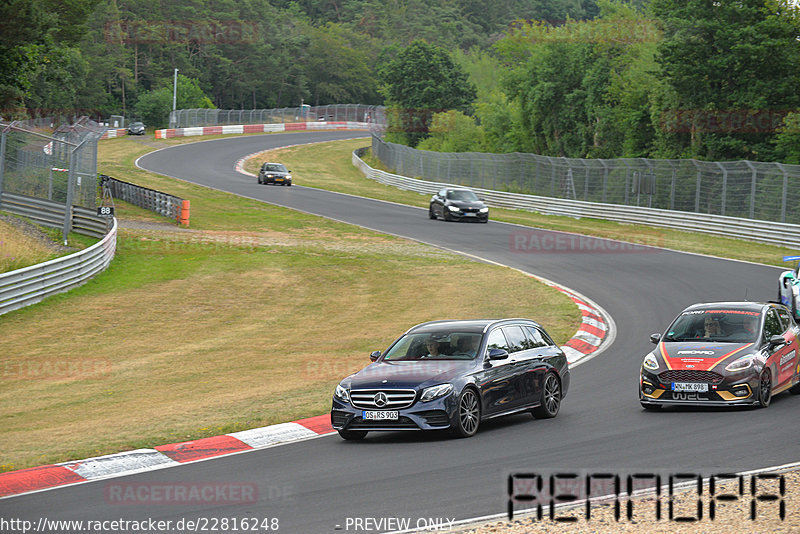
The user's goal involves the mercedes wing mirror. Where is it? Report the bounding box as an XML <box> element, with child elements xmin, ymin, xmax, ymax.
<box><xmin>487</xmin><ymin>348</ymin><xmax>509</xmax><ymax>360</ymax></box>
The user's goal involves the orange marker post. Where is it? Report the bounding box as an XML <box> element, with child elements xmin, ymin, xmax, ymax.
<box><xmin>178</xmin><ymin>199</ymin><xmax>190</xmax><ymax>226</ymax></box>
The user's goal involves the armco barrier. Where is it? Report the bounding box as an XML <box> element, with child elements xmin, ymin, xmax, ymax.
<box><xmin>101</xmin><ymin>175</ymin><xmax>189</xmax><ymax>226</ymax></box>
<box><xmin>154</xmin><ymin>121</ymin><xmax>368</xmax><ymax>139</ymax></box>
<box><xmin>352</xmin><ymin>148</ymin><xmax>800</xmax><ymax>249</ymax></box>
<box><xmin>0</xmin><ymin>218</ymin><xmax>117</xmax><ymax>316</ymax></box>
<box><xmin>1</xmin><ymin>192</ymin><xmax>111</xmax><ymax>239</ymax></box>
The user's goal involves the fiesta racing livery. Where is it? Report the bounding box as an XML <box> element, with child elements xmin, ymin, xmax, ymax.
<box><xmin>778</xmin><ymin>255</ymin><xmax>800</xmax><ymax>320</ymax></box>
<box><xmin>640</xmin><ymin>302</ymin><xmax>800</xmax><ymax>409</ymax></box>
<box><xmin>331</xmin><ymin>319</ymin><xmax>569</xmax><ymax>440</ymax></box>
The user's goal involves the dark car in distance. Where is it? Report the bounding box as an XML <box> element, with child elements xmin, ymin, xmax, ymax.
<box><xmin>640</xmin><ymin>302</ymin><xmax>800</xmax><ymax>409</ymax></box>
<box><xmin>331</xmin><ymin>319</ymin><xmax>570</xmax><ymax>440</ymax></box>
<box><xmin>429</xmin><ymin>187</ymin><xmax>489</xmax><ymax>223</ymax></box>
<box><xmin>126</xmin><ymin>122</ymin><xmax>145</xmax><ymax>135</ymax></box>
<box><xmin>258</xmin><ymin>162</ymin><xmax>292</xmax><ymax>186</ymax></box>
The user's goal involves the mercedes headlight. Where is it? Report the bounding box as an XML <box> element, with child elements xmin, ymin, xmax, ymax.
<box><xmin>420</xmin><ymin>383</ymin><xmax>453</xmax><ymax>402</ymax></box>
<box><xmin>643</xmin><ymin>353</ymin><xmax>659</xmax><ymax>371</ymax></box>
<box><xmin>725</xmin><ymin>355</ymin><xmax>754</xmax><ymax>372</ymax></box>
<box><xmin>447</xmin><ymin>205</ymin><xmax>460</xmax><ymax>212</ymax></box>
<box><xmin>479</xmin><ymin>207</ymin><xmax>489</xmax><ymax>213</ymax></box>
<box><xmin>334</xmin><ymin>384</ymin><xmax>350</xmax><ymax>402</ymax></box>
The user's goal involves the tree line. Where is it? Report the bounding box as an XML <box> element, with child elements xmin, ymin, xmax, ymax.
<box><xmin>403</xmin><ymin>0</ymin><xmax>800</xmax><ymax>163</ymax></box>
<box><xmin>3</xmin><ymin>0</ymin><xmax>800</xmax><ymax>163</ymax></box>
<box><xmin>1</xmin><ymin>0</ymin><xmax>598</xmax><ymax>126</ymax></box>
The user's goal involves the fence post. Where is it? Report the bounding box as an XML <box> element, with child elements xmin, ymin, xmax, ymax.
<box><xmin>692</xmin><ymin>160</ymin><xmax>701</xmax><ymax>213</ymax></box>
<box><xmin>777</xmin><ymin>162</ymin><xmax>788</xmax><ymax>223</ymax></box>
<box><xmin>668</xmin><ymin>161</ymin><xmax>676</xmax><ymax>211</ymax></box>
<box><xmin>0</xmin><ymin>128</ymin><xmax>7</xmax><ymax>201</ymax></box>
<box><xmin>62</xmin><ymin>143</ymin><xmax>80</xmax><ymax>244</ymax></box>
<box><xmin>599</xmin><ymin>160</ymin><xmax>608</xmax><ymax>203</ymax></box>
<box><xmin>622</xmin><ymin>160</ymin><xmax>631</xmax><ymax>205</ymax></box>
<box><xmin>583</xmin><ymin>162</ymin><xmax>589</xmax><ymax>201</ymax></box>
<box><xmin>745</xmin><ymin>161</ymin><xmax>756</xmax><ymax>220</ymax></box>
<box><xmin>717</xmin><ymin>162</ymin><xmax>727</xmax><ymax>216</ymax></box>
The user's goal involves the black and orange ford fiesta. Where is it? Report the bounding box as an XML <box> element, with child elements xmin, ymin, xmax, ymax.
<box><xmin>640</xmin><ymin>302</ymin><xmax>800</xmax><ymax>409</ymax></box>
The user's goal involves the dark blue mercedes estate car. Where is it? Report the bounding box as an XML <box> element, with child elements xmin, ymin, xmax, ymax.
<box><xmin>331</xmin><ymin>319</ymin><xmax>570</xmax><ymax>440</ymax></box>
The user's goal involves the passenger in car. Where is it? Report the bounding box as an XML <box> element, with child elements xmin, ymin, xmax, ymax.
<box><xmin>423</xmin><ymin>339</ymin><xmax>443</xmax><ymax>359</ymax></box>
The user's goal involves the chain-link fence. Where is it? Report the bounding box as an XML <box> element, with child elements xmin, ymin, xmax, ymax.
<box><xmin>372</xmin><ymin>136</ymin><xmax>800</xmax><ymax>225</ymax></box>
<box><xmin>0</xmin><ymin>118</ymin><xmax>105</xmax><ymax>241</ymax></box>
<box><xmin>170</xmin><ymin>104</ymin><xmax>385</xmax><ymax>129</ymax></box>
<box><xmin>0</xmin><ymin>118</ymin><xmax>103</xmax><ymax>209</ymax></box>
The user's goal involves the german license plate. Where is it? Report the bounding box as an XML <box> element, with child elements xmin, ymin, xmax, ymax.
<box><xmin>362</xmin><ymin>410</ymin><xmax>399</xmax><ymax>421</ymax></box>
<box><xmin>275</xmin><ymin>178</ymin><xmax>284</xmax><ymax>182</ymax></box>
<box><xmin>672</xmin><ymin>382</ymin><xmax>708</xmax><ymax>392</ymax></box>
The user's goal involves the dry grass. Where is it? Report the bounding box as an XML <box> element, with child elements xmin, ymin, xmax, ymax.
<box><xmin>0</xmin><ymin>219</ymin><xmax>57</xmax><ymax>272</ymax></box>
<box><xmin>0</xmin><ymin>224</ymin><xmax>577</xmax><ymax>471</ymax></box>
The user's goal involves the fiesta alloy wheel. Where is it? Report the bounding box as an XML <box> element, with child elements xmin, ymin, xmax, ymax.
<box><xmin>758</xmin><ymin>369</ymin><xmax>772</xmax><ymax>408</ymax></box>
<box><xmin>452</xmin><ymin>388</ymin><xmax>480</xmax><ymax>438</ymax></box>
<box><xmin>532</xmin><ymin>373</ymin><xmax>561</xmax><ymax>419</ymax></box>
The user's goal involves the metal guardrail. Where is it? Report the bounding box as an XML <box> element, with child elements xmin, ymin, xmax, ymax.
<box><xmin>1</xmin><ymin>192</ymin><xmax>111</xmax><ymax>238</ymax></box>
<box><xmin>371</xmin><ymin>135</ymin><xmax>800</xmax><ymax>226</ymax></box>
<box><xmin>353</xmin><ymin>148</ymin><xmax>800</xmax><ymax>249</ymax></box>
<box><xmin>101</xmin><ymin>175</ymin><xmax>189</xmax><ymax>225</ymax></box>
<box><xmin>0</xmin><ymin>218</ymin><xmax>118</xmax><ymax>316</ymax></box>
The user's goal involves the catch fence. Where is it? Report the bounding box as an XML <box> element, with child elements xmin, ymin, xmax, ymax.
<box><xmin>0</xmin><ymin>117</ymin><xmax>105</xmax><ymax>241</ymax></box>
<box><xmin>170</xmin><ymin>104</ymin><xmax>385</xmax><ymax>129</ymax></box>
<box><xmin>371</xmin><ymin>136</ymin><xmax>800</xmax><ymax>225</ymax></box>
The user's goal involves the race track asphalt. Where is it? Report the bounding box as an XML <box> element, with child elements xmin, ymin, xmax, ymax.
<box><xmin>4</xmin><ymin>131</ymin><xmax>793</xmax><ymax>533</ymax></box>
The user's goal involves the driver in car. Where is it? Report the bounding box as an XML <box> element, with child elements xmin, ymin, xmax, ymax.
<box><xmin>704</xmin><ymin>316</ymin><xmax>724</xmax><ymax>337</ymax></box>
